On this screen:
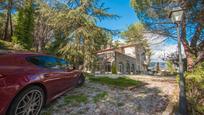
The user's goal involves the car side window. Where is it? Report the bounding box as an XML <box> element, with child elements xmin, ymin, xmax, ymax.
<box><xmin>28</xmin><ymin>56</ymin><xmax>69</xmax><ymax>70</ymax></box>
<box><xmin>28</xmin><ymin>56</ymin><xmax>58</xmax><ymax>69</ymax></box>
<box><xmin>55</xmin><ymin>58</ymin><xmax>69</xmax><ymax>70</ymax></box>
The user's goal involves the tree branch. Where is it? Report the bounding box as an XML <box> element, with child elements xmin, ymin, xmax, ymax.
<box><xmin>190</xmin><ymin>23</ymin><xmax>202</xmax><ymax>48</ymax></box>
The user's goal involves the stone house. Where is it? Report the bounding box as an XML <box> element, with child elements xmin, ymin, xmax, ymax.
<box><xmin>95</xmin><ymin>44</ymin><xmax>147</xmax><ymax>74</ymax></box>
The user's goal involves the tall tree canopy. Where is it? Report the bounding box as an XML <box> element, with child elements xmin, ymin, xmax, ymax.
<box><xmin>47</xmin><ymin>0</ymin><xmax>117</xmax><ymax>69</ymax></box>
<box><xmin>121</xmin><ymin>23</ymin><xmax>152</xmax><ymax>65</ymax></box>
<box><xmin>131</xmin><ymin>0</ymin><xmax>204</xmax><ymax>69</ymax></box>
<box><xmin>122</xmin><ymin>23</ymin><xmax>147</xmax><ymax>45</ymax></box>
<box><xmin>13</xmin><ymin>0</ymin><xmax>34</xmax><ymax>50</ymax></box>
<box><xmin>0</xmin><ymin>0</ymin><xmax>117</xmax><ymax>71</ymax></box>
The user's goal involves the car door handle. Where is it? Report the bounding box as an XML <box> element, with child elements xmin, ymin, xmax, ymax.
<box><xmin>44</xmin><ymin>74</ymin><xmax>52</xmax><ymax>77</ymax></box>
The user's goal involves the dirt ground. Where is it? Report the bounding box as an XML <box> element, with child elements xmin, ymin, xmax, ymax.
<box><xmin>41</xmin><ymin>75</ymin><xmax>178</xmax><ymax>115</ymax></box>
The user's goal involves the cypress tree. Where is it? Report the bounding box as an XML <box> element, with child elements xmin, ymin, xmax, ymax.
<box><xmin>13</xmin><ymin>0</ymin><xmax>34</xmax><ymax>50</ymax></box>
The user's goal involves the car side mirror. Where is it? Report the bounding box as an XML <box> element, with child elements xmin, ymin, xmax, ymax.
<box><xmin>66</xmin><ymin>65</ymin><xmax>76</xmax><ymax>71</ymax></box>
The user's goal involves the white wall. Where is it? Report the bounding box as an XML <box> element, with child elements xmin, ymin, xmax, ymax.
<box><xmin>124</xmin><ymin>47</ymin><xmax>136</xmax><ymax>58</ymax></box>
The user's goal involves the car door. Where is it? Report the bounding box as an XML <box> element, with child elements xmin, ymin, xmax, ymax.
<box><xmin>55</xmin><ymin>58</ymin><xmax>78</xmax><ymax>88</ymax></box>
<box><xmin>45</xmin><ymin>56</ymin><xmax>74</xmax><ymax>97</ymax></box>
<box><xmin>29</xmin><ymin>56</ymin><xmax>68</xmax><ymax>96</ymax></box>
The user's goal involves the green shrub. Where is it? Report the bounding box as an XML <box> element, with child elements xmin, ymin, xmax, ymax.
<box><xmin>112</xmin><ymin>64</ymin><xmax>117</xmax><ymax>74</ymax></box>
<box><xmin>166</xmin><ymin>61</ymin><xmax>176</xmax><ymax>74</ymax></box>
<box><xmin>0</xmin><ymin>39</ymin><xmax>26</xmax><ymax>50</ymax></box>
<box><xmin>185</xmin><ymin>62</ymin><xmax>204</xmax><ymax>115</ymax></box>
<box><xmin>0</xmin><ymin>40</ymin><xmax>12</xmax><ymax>49</ymax></box>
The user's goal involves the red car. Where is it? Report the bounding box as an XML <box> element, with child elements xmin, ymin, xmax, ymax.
<box><xmin>0</xmin><ymin>51</ymin><xmax>85</xmax><ymax>115</ymax></box>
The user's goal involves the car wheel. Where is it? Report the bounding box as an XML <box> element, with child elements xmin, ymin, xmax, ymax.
<box><xmin>7</xmin><ymin>86</ymin><xmax>45</xmax><ymax>115</ymax></box>
<box><xmin>77</xmin><ymin>74</ymin><xmax>85</xmax><ymax>86</ymax></box>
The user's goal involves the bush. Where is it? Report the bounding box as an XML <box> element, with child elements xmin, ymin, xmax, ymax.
<box><xmin>185</xmin><ymin>62</ymin><xmax>204</xmax><ymax>115</ymax></box>
<box><xmin>166</xmin><ymin>61</ymin><xmax>176</xmax><ymax>75</ymax></box>
<box><xmin>112</xmin><ymin>64</ymin><xmax>117</xmax><ymax>74</ymax></box>
<box><xmin>0</xmin><ymin>40</ymin><xmax>13</xmax><ymax>49</ymax></box>
<box><xmin>0</xmin><ymin>39</ymin><xmax>26</xmax><ymax>51</ymax></box>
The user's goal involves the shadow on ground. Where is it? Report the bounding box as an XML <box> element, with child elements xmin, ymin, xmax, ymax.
<box><xmin>41</xmin><ymin>79</ymin><xmax>171</xmax><ymax>115</ymax></box>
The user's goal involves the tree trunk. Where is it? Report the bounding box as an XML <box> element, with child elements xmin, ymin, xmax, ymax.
<box><xmin>192</xmin><ymin>48</ymin><xmax>204</xmax><ymax>67</ymax></box>
<box><xmin>3</xmin><ymin>10</ymin><xmax>10</xmax><ymax>40</ymax></box>
<box><xmin>181</xmin><ymin>13</ymin><xmax>194</xmax><ymax>70</ymax></box>
<box><xmin>9</xmin><ymin>7</ymin><xmax>13</xmax><ymax>39</ymax></box>
<box><xmin>37</xmin><ymin>39</ymin><xmax>42</xmax><ymax>52</ymax></box>
<box><xmin>3</xmin><ymin>0</ymin><xmax>12</xmax><ymax>41</ymax></box>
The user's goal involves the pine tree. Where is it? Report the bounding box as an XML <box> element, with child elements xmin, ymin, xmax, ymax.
<box><xmin>13</xmin><ymin>0</ymin><xmax>34</xmax><ymax>50</ymax></box>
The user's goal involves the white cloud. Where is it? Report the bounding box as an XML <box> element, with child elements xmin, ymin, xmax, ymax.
<box><xmin>151</xmin><ymin>44</ymin><xmax>177</xmax><ymax>62</ymax></box>
<box><xmin>144</xmin><ymin>32</ymin><xmax>166</xmax><ymax>45</ymax></box>
<box><xmin>113</xmin><ymin>32</ymin><xmax>185</xmax><ymax>62</ymax></box>
<box><xmin>144</xmin><ymin>33</ymin><xmax>185</xmax><ymax>62</ymax></box>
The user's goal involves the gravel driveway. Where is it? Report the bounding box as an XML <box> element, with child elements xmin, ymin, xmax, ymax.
<box><xmin>41</xmin><ymin>75</ymin><xmax>178</xmax><ymax>115</ymax></box>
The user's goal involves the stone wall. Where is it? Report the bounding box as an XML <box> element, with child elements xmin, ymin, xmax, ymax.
<box><xmin>96</xmin><ymin>45</ymin><xmax>146</xmax><ymax>75</ymax></box>
<box><xmin>115</xmin><ymin>52</ymin><xmax>139</xmax><ymax>74</ymax></box>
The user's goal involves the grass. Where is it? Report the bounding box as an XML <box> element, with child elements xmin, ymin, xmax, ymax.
<box><xmin>93</xmin><ymin>92</ymin><xmax>108</xmax><ymax>103</ymax></box>
<box><xmin>89</xmin><ymin>76</ymin><xmax>142</xmax><ymax>88</ymax></box>
<box><xmin>64</xmin><ymin>94</ymin><xmax>88</xmax><ymax>105</ymax></box>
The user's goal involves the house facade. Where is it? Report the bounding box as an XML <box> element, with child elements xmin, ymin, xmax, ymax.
<box><xmin>95</xmin><ymin>44</ymin><xmax>147</xmax><ymax>74</ymax></box>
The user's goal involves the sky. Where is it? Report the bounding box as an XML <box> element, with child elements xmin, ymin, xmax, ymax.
<box><xmin>97</xmin><ymin>0</ymin><xmax>139</xmax><ymax>31</ymax></box>
<box><xmin>97</xmin><ymin>0</ymin><xmax>180</xmax><ymax>62</ymax></box>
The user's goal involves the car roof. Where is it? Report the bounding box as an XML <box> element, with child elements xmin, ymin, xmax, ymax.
<box><xmin>0</xmin><ymin>50</ymin><xmax>48</xmax><ymax>57</ymax></box>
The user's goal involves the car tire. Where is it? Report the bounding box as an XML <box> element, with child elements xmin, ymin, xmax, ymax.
<box><xmin>7</xmin><ymin>86</ymin><xmax>45</xmax><ymax>115</ymax></box>
<box><xmin>77</xmin><ymin>74</ymin><xmax>85</xmax><ymax>87</ymax></box>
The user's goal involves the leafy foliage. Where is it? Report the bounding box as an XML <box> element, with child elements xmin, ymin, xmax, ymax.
<box><xmin>121</xmin><ymin>23</ymin><xmax>152</xmax><ymax>65</ymax></box>
<box><xmin>185</xmin><ymin>62</ymin><xmax>204</xmax><ymax>115</ymax></box>
<box><xmin>1</xmin><ymin>0</ymin><xmax>116</xmax><ymax>71</ymax></box>
<box><xmin>166</xmin><ymin>61</ymin><xmax>176</xmax><ymax>74</ymax></box>
<box><xmin>122</xmin><ymin>23</ymin><xmax>146</xmax><ymax>44</ymax></box>
<box><xmin>111</xmin><ymin>64</ymin><xmax>117</xmax><ymax>74</ymax></box>
<box><xmin>130</xmin><ymin>0</ymin><xmax>204</xmax><ymax>68</ymax></box>
<box><xmin>0</xmin><ymin>39</ymin><xmax>25</xmax><ymax>50</ymax></box>
<box><xmin>45</xmin><ymin>0</ymin><xmax>117</xmax><ymax>69</ymax></box>
<box><xmin>13</xmin><ymin>0</ymin><xmax>34</xmax><ymax>50</ymax></box>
